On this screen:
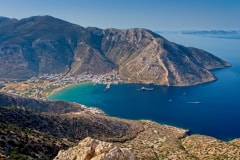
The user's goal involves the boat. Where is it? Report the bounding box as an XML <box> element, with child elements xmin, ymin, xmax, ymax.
<box><xmin>140</xmin><ymin>86</ymin><xmax>153</xmax><ymax>91</ymax></box>
<box><xmin>104</xmin><ymin>83</ymin><xmax>111</xmax><ymax>92</ymax></box>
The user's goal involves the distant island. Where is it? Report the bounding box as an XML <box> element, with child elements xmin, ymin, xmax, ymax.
<box><xmin>182</xmin><ymin>30</ymin><xmax>240</xmax><ymax>39</ymax></box>
<box><xmin>0</xmin><ymin>16</ymin><xmax>230</xmax><ymax>87</ymax></box>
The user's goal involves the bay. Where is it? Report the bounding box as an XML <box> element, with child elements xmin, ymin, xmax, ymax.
<box><xmin>49</xmin><ymin>32</ymin><xmax>240</xmax><ymax>140</ymax></box>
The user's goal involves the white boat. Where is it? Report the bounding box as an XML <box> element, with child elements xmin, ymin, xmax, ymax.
<box><xmin>140</xmin><ymin>87</ymin><xmax>153</xmax><ymax>91</ymax></box>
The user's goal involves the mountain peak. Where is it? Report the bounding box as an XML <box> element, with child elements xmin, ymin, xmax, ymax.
<box><xmin>18</xmin><ymin>15</ymin><xmax>73</xmax><ymax>26</ymax></box>
<box><xmin>21</xmin><ymin>15</ymin><xmax>63</xmax><ymax>22</ymax></box>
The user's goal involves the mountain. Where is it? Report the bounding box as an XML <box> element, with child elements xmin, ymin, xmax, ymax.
<box><xmin>1</xmin><ymin>93</ymin><xmax>240</xmax><ymax>160</ymax></box>
<box><xmin>0</xmin><ymin>16</ymin><xmax>230</xmax><ymax>86</ymax></box>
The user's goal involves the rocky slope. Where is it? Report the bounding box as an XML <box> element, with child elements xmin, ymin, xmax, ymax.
<box><xmin>0</xmin><ymin>16</ymin><xmax>230</xmax><ymax>86</ymax></box>
<box><xmin>0</xmin><ymin>93</ymin><xmax>240</xmax><ymax>160</ymax></box>
<box><xmin>0</xmin><ymin>93</ymin><xmax>143</xmax><ymax>159</ymax></box>
<box><xmin>54</xmin><ymin>121</ymin><xmax>240</xmax><ymax>160</ymax></box>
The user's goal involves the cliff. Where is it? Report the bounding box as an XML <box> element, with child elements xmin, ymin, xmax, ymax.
<box><xmin>0</xmin><ymin>16</ymin><xmax>230</xmax><ymax>86</ymax></box>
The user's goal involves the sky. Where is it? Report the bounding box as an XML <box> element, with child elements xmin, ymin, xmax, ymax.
<box><xmin>0</xmin><ymin>0</ymin><xmax>239</xmax><ymax>31</ymax></box>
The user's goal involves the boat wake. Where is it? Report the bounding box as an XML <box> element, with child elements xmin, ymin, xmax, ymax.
<box><xmin>186</xmin><ymin>101</ymin><xmax>201</xmax><ymax>104</ymax></box>
<box><xmin>137</xmin><ymin>87</ymin><xmax>154</xmax><ymax>91</ymax></box>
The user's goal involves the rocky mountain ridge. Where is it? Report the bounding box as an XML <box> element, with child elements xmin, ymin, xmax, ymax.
<box><xmin>0</xmin><ymin>15</ymin><xmax>230</xmax><ymax>86</ymax></box>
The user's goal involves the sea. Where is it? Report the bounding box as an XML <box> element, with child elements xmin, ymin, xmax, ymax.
<box><xmin>48</xmin><ymin>32</ymin><xmax>240</xmax><ymax>141</ymax></box>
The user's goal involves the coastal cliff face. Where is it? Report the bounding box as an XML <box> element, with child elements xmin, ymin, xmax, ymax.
<box><xmin>0</xmin><ymin>93</ymin><xmax>240</xmax><ymax>160</ymax></box>
<box><xmin>0</xmin><ymin>16</ymin><xmax>230</xmax><ymax>85</ymax></box>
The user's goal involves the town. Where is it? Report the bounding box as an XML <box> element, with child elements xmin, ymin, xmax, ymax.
<box><xmin>0</xmin><ymin>70</ymin><xmax>122</xmax><ymax>100</ymax></box>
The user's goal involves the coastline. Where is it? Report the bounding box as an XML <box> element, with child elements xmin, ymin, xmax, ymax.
<box><xmin>1</xmin><ymin>68</ymin><xmax>240</xmax><ymax>141</ymax></box>
<box><xmin>47</xmin><ymin>81</ymin><xmax>93</xmax><ymax>98</ymax></box>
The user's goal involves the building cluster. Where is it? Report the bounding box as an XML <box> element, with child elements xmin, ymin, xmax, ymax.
<box><xmin>0</xmin><ymin>71</ymin><xmax>122</xmax><ymax>100</ymax></box>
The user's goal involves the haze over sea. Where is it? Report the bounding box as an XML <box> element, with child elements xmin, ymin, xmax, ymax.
<box><xmin>49</xmin><ymin>32</ymin><xmax>240</xmax><ymax>140</ymax></box>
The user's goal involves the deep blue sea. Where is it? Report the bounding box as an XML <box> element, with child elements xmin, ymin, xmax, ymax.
<box><xmin>49</xmin><ymin>32</ymin><xmax>240</xmax><ymax>140</ymax></box>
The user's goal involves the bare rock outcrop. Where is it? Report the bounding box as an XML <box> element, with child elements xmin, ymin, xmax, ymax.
<box><xmin>54</xmin><ymin>137</ymin><xmax>138</xmax><ymax>160</ymax></box>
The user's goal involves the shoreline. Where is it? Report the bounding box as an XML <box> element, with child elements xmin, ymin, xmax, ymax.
<box><xmin>1</xmin><ymin>72</ymin><xmax>239</xmax><ymax>141</ymax></box>
<box><xmin>1</xmin><ymin>66</ymin><xmax>229</xmax><ymax>101</ymax></box>
<box><xmin>47</xmin><ymin>81</ymin><xmax>93</xmax><ymax>98</ymax></box>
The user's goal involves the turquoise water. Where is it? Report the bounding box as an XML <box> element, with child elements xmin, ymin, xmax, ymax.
<box><xmin>49</xmin><ymin>33</ymin><xmax>240</xmax><ymax>140</ymax></box>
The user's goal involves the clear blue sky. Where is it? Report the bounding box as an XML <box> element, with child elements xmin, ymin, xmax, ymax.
<box><xmin>0</xmin><ymin>0</ymin><xmax>239</xmax><ymax>30</ymax></box>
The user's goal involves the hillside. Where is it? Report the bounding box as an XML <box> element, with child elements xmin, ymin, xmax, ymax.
<box><xmin>0</xmin><ymin>93</ymin><xmax>240</xmax><ymax>160</ymax></box>
<box><xmin>0</xmin><ymin>16</ymin><xmax>230</xmax><ymax>86</ymax></box>
<box><xmin>0</xmin><ymin>93</ymin><xmax>143</xmax><ymax>159</ymax></box>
